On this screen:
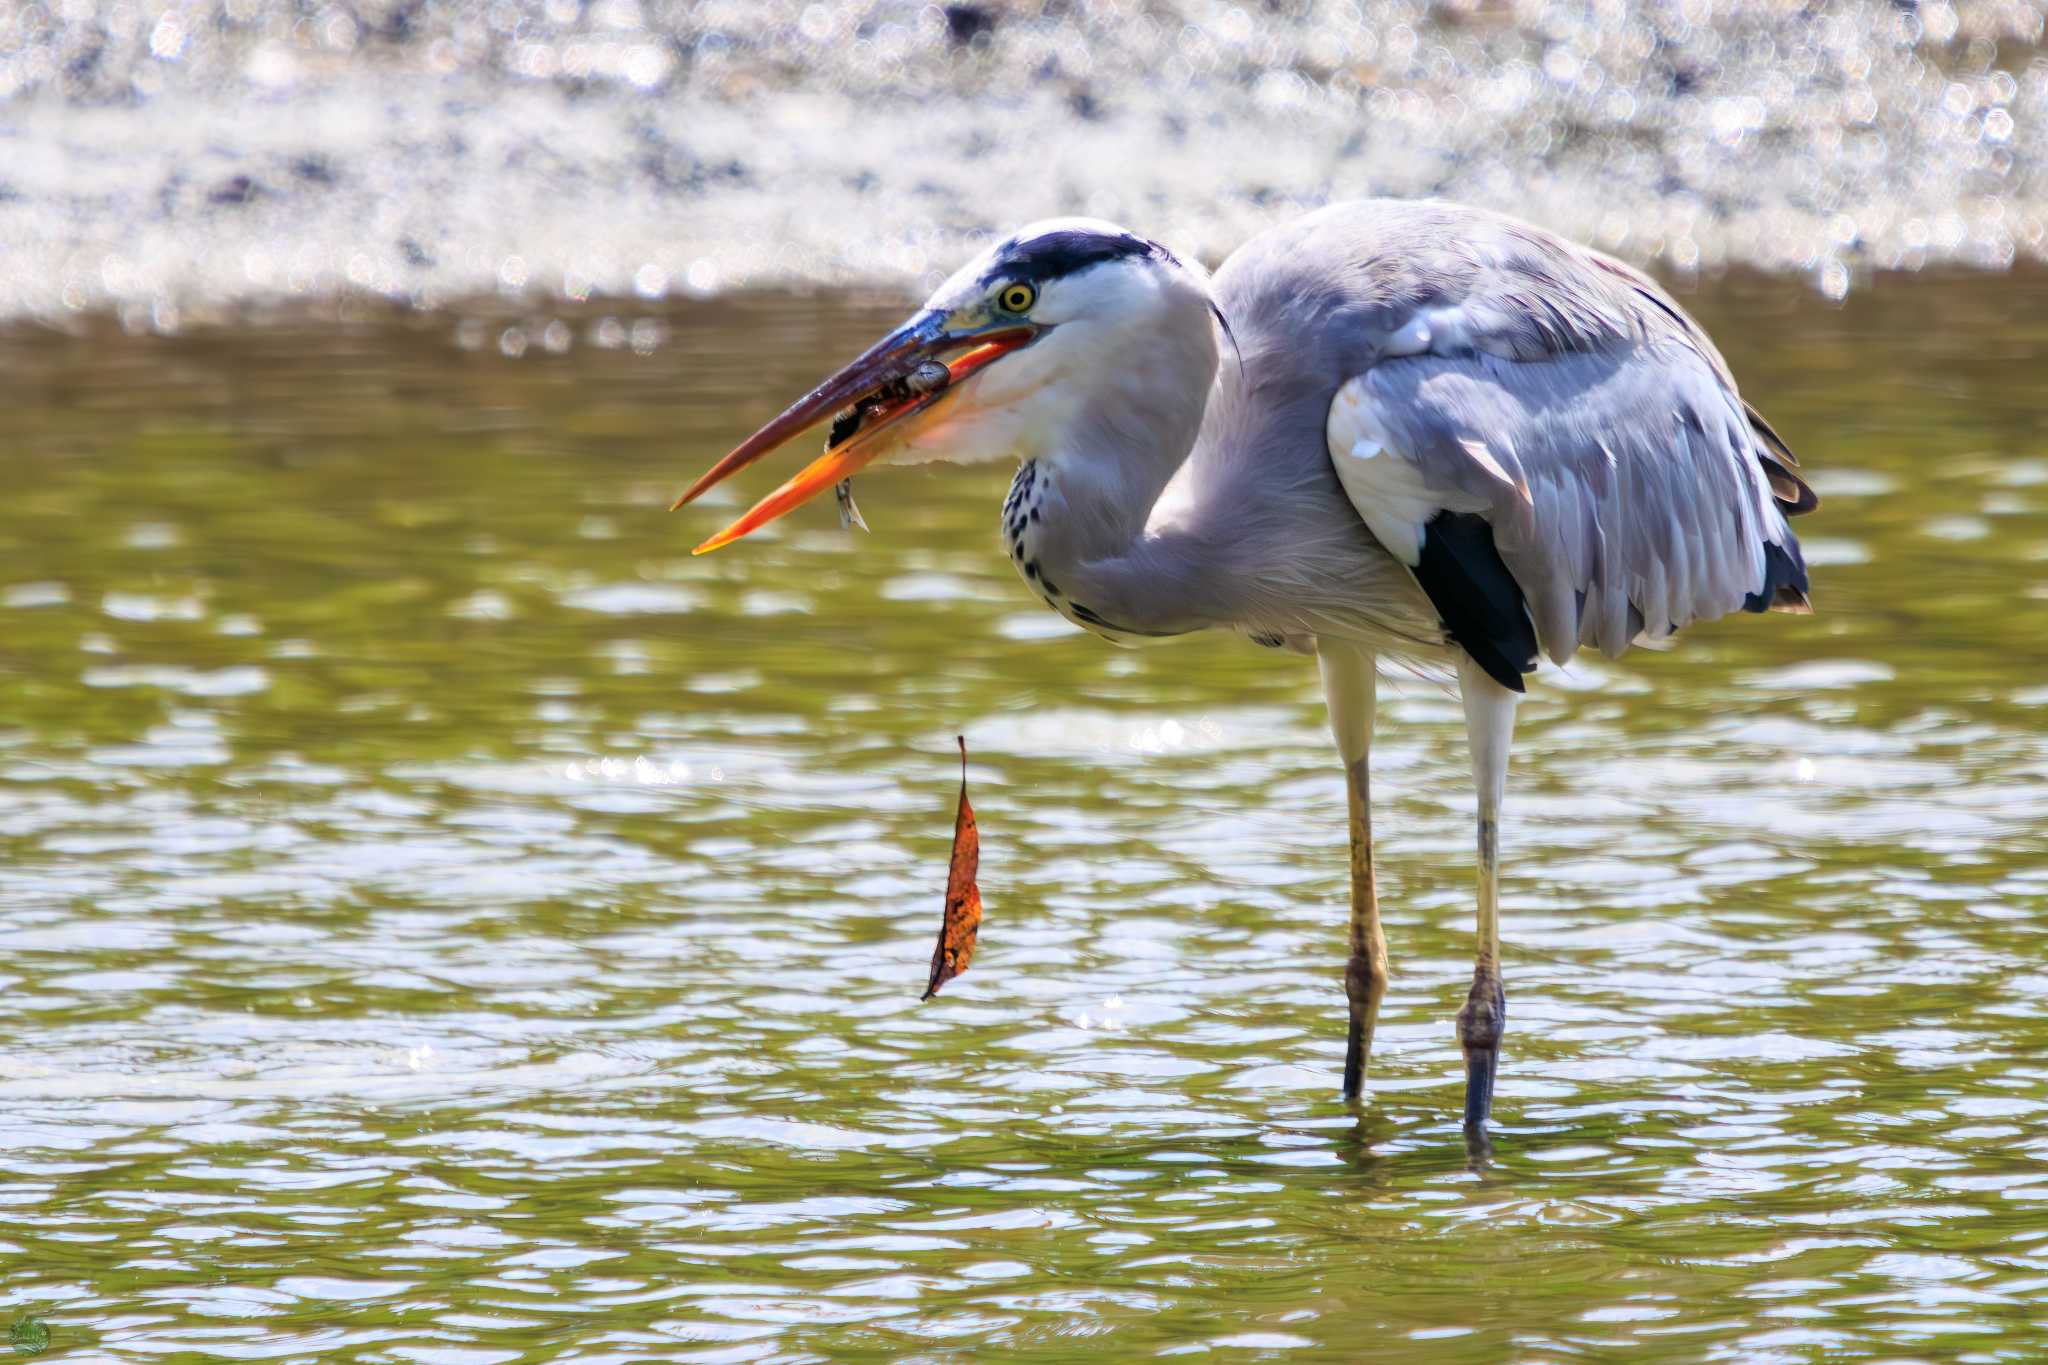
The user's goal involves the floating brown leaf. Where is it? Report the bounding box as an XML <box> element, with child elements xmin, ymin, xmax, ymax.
<box><xmin>922</xmin><ymin>736</ymin><xmax>981</xmax><ymax>1000</ymax></box>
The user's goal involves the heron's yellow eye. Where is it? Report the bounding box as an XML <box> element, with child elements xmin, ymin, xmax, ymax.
<box><xmin>996</xmin><ymin>283</ymin><xmax>1037</xmax><ymax>314</ymax></box>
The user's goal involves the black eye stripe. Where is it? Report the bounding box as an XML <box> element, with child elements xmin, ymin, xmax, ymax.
<box><xmin>979</xmin><ymin>228</ymin><xmax>1175</xmax><ymax>289</ymax></box>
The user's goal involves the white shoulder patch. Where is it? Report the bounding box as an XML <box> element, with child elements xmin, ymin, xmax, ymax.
<box><xmin>1325</xmin><ymin>375</ymin><xmax>1442</xmax><ymax>567</ymax></box>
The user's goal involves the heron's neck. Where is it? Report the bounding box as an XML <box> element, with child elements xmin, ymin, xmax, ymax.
<box><xmin>1001</xmin><ymin>318</ymin><xmax>1231</xmax><ymax>640</ymax></box>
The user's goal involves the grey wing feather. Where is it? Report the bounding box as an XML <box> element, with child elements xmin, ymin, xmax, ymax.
<box><xmin>1337</xmin><ymin>342</ymin><xmax>1803</xmax><ymax>663</ymax></box>
<box><xmin>1304</xmin><ymin>203</ymin><xmax>1812</xmax><ymax>667</ymax></box>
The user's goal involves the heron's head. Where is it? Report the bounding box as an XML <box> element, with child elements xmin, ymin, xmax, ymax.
<box><xmin>674</xmin><ymin>218</ymin><xmax>1218</xmax><ymax>552</ymax></box>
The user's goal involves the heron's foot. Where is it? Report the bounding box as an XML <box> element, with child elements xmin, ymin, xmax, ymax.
<box><xmin>1341</xmin><ymin>948</ymin><xmax>1388</xmax><ymax>1102</ymax></box>
<box><xmin>1456</xmin><ymin>969</ymin><xmax>1507</xmax><ymax>1129</ymax></box>
<box><xmin>1463</xmin><ymin>1117</ymin><xmax>1495</xmax><ymax>1167</ymax></box>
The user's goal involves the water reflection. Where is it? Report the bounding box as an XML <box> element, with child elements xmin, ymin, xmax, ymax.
<box><xmin>0</xmin><ymin>271</ymin><xmax>2044</xmax><ymax>1360</ymax></box>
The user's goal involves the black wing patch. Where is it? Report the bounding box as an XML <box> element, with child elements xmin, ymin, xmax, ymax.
<box><xmin>1743</xmin><ymin>539</ymin><xmax>1812</xmax><ymax>614</ymax></box>
<box><xmin>1414</xmin><ymin>511</ymin><xmax>1539</xmax><ymax>693</ymax></box>
<box><xmin>1745</xmin><ymin>403</ymin><xmax>1819</xmax><ymax>517</ymax></box>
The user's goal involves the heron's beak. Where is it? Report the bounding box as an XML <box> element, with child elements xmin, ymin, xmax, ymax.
<box><xmin>674</xmin><ymin>309</ymin><xmax>1039</xmax><ymax>554</ymax></box>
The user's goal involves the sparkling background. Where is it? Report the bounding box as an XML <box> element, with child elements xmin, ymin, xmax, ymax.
<box><xmin>3</xmin><ymin>0</ymin><xmax>2044</xmax><ymax>324</ymax></box>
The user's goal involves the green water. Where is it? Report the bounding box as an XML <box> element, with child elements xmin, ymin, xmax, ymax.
<box><xmin>1</xmin><ymin>273</ymin><xmax>2045</xmax><ymax>1363</ymax></box>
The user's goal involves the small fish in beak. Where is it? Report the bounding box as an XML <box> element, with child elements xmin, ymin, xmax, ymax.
<box><xmin>905</xmin><ymin>361</ymin><xmax>954</xmax><ymax>397</ymax></box>
<box><xmin>827</xmin><ymin>361</ymin><xmax>950</xmax><ymax>535</ymax></box>
<box><xmin>676</xmin><ymin>314</ymin><xmax>1031</xmax><ymax>554</ymax></box>
<box><xmin>829</xmin><ymin>408</ymin><xmax>870</xmax><ymax>533</ymax></box>
<box><xmin>834</xmin><ymin>479</ymin><xmax>869</xmax><ymax>532</ymax></box>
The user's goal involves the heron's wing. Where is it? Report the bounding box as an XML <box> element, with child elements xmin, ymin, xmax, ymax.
<box><xmin>1326</xmin><ymin>336</ymin><xmax>1812</xmax><ymax>691</ymax></box>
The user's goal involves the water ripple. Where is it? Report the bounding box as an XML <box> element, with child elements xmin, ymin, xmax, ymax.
<box><xmin>0</xmin><ymin>277</ymin><xmax>2042</xmax><ymax>1359</ymax></box>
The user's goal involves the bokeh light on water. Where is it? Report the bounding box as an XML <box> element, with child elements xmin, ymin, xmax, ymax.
<box><xmin>0</xmin><ymin>270</ymin><xmax>2043</xmax><ymax>1358</ymax></box>
<box><xmin>3</xmin><ymin>1</ymin><xmax>2046</xmax><ymax>321</ymax></box>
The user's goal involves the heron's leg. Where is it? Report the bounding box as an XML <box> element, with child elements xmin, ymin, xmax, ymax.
<box><xmin>1317</xmin><ymin>643</ymin><xmax>1385</xmax><ymax>1101</ymax></box>
<box><xmin>1455</xmin><ymin>654</ymin><xmax>1518</xmax><ymax>1130</ymax></box>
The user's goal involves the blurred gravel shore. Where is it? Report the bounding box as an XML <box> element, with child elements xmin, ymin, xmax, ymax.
<box><xmin>3</xmin><ymin>0</ymin><xmax>2044</xmax><ymax>325</ymax></box>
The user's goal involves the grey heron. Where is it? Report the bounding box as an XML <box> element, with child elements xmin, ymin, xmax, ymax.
<box><xmin>675</xmin><ymin>200</ymin><xmax>1817</xmax><ymax>1132</ymax></box>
